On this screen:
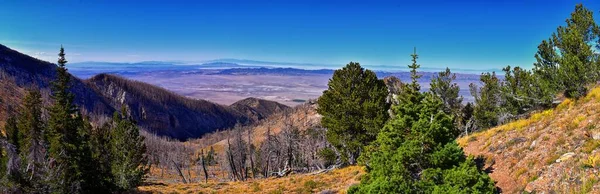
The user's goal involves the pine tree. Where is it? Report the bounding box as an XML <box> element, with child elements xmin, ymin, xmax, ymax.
<box><xmin>17</xmin><ymin>89</ymin><xmax>47</xmax><ymax>191</ymax></box>
<box><xmin>532</xmin><ymin>38</ymin><xmax>561</xmax><ymax>101</ymax></box>
<box><xmin>5</xmin><ymin>115</ymin><xmax>21</xmax><ymax>154</ymax></box>
<box><xmin>0</xmin><ymin>133</ymin><xmax>8</xmax><ymax>188</ymax></box>
<box><xmin>110</xmin><ymin>108</ymin><xmax>149</xmax><ymax>191</ymax></box>
<box><xmin>460</xmin><ymin>102</ymin><xmax>475</xmax><ymax>135</ymax></box>
<box><xmin>500</xmin><ymin>66</ymin><xmax>544</xmax><ymax>116</ymax></box>
<box><xmin>408</xmin><ymin>47</ymin><xmax>421</xmax><ymax>93</ymax></box>
<box><xmin>2</xmin><ymin>115</ymin><xmax>25</xmax><ymax>192</ymax></box>
<box><xmin>349</xmin><ymin>51</ymin><xmax>496</xmax><ymax>193</ymax></box>
<box><xmin>46</xmin><ymin>46</ymin><xmax>87</xmax><ymax>193</ymax></box>
<box><xmin>470</xmin><ymin>72</ymin><xmax>501</xmax><ymax>130</ymax></box>
<box><xmin>430</xmin><ymin>67</ymin><xmax>463</xmax><ymax>131</ymax></box>
<box><xmin>535</xmin><ymin>4</ymin><xmax>600</xmax><ymax>98</ymax></box>
<box><xmin>431</xmin><ymin>68</ymin><xmax>462</xmax><ymax>114</ymax></box>
<box><xmin>78</xmin><ymin>116</ymin><xmax>109</xmax><ymax>192</ymax></box>
<box><xmin>90</xmin><ymin>122</ymin><xmax>115</xmax><ymax>191</ymax></box>
<box><xmin>317</xmin><ymin>62</ymin><xmax>390</xmax><ymax>164</ymax></box>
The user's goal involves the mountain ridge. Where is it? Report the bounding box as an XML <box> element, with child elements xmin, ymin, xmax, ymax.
<box><xmin>0</xmin><ymin>44</ymin><xmax>288</xmax><ymax>139</ymax></box>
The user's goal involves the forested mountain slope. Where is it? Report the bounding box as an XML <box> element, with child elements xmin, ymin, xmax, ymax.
<box><xmin>86</xmin><ymin>73</ymin><xmax>252</xmax><ymax>139</ymax></box>
<box><xmin>0</xmin><ymin>44</ymin><xmax>114</xmax><ymax>127</ymax></box>
<box><xmin>0</xmin><ymin>44</ymin><xmax>288</xmax><ymax>139</ymax></box>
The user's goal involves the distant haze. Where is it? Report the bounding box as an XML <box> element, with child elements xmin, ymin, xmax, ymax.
<box><xmin>69</xmin><ymin>61</ymin><xmax>486</xmax><ymax>106</ymax></box>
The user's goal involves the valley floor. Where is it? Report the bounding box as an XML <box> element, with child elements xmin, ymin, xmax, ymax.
<box><xmin>137</xmin><ymin>166</ymin><xmax>363</xmax><ymax>194</ymax></box>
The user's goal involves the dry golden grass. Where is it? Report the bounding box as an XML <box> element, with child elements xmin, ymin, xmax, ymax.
<box><xmin>458</xmin><ymin>87</ymin><xmax>600</xmax><ymax>193</ymax></box>
<box><xmin>137</xmin><ymin>166</ymin><xmax>364</xmax><ymax>194</ymax></box>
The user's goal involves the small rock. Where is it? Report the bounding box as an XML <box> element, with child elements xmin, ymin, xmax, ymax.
<box><xmin>556</xmin><ymin>152</ymin><xmax>576</xmax><ymax>163</ymax></box>
<box><xmin>529</xmin><ymin>140</ymin><xmax>537</xmax><ymax>150</ymax></box>
<box><xmin>524</xmin><ymin>182</ymin><xmax>536</xmax><ymax>193</ymax></box>
<box><xmin>592</xmin><ymin>132</ymin><xmax>600</xmax><ymax>140</ymax></box>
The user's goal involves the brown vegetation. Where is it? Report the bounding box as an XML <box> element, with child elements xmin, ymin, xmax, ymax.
<box><xmin>458</xmin><ymin>87</ymin><xmax>600</xmax><ymax>193</ymax></box>
<box><xmin>138</xmin><ymin>165</ymin><xmax>364</xmax><ymax>194</ymax></box>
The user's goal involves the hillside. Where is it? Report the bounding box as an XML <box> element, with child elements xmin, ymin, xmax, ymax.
<box><xmin>0</xmin><ymin>44</ymin><xmax>289</xmax><ymax>140</ymax></box>
<box><xmin>0</xmin><ymin>44</ymin><xmax>114</xmax><ymax>127</ymax></box>
<box><xmin>86</xmin><ymin>74</ymin><xmax>291</xmax><ymax>139</ymax></box>
<box><xmin>192</xmin><ymin>101</ymin><xmax>320</xmax><ymax>154</ymax></box>
<box><xmin>458</xmin><ymin>87</ymin><xmax>600</xmax><ymax>193</ymax></box>
<box><xmin>230</xmin><ymin>97</ymin><xmax>291</xmax><ymax>122</ymax></box>
<box><xmin>87</xmin><ymin>73</ymin><xmax>253</xmax><ymax>139</ymax></box>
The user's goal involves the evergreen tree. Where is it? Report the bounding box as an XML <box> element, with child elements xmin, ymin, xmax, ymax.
<box><xmin>0</xmin><ymin>133</ymin><xmax>8</xmax><ymax>189</ymax></box>
<box><xmin>46</xmin><ymin>46</ymin><xmax>87</xmax><ymax>193</ymax></box>
<box><xmin>317</xmin><ymin>62</ymin><xmax>390</xmax><ymax>164</ymax></box>
<box><xmin>470</xmin><ymin>72</ymin><xmax>501</xmax><ymax>130</ymax></box>
<box><xmin>430</xmin><ymin>67</ymin><xmax>463</xmax><ymax>130</ymax></box>
<box><xmin>500</xmin><ymin>66</ymin><xmax>549</xmax><ymax>117</ymax></box>
<box><xmin>460</xmin><ymin>102</ymin><xmax>475</xmax><ymax>135</ymax></box>
<box><xmin>2</xmin><ymin>117</ymin><xmax>25</xmax><ymax>192</ymax></box>
<box><xmin>110</xmin><ymin>108</ymin><xmax>149</xmax><ymax>191</ymax></box>
<box><xmin>0</xmin><ymin>138</ymin><xmax>5</xmax><ymax>180</ymax></box>
<box><xmin>17</xmin><ymin>89</ymin><xmax>47</xmax><ymax>191</ymax></box>
<box><xmin>408</xmin><ymin>47</ymin><xmax>422</xmax><ymax>93</ymax></box>
<box><xmin>532</xmin><ymin>38</ymin><xmax>561</xmax><ymax>101</ymax></box>
<box><xmin>350</xmin><ymin>51</ymin><xmax>496</xmax><ymax>193</ymax></box>
<box><xmin>77</xmin><ymin>116</ymin><xmax>108</xmax><ymax>192</ymax></box>
<box><xmin>431</xmin><ymin>68</ymin><xmax>462</xmax><ymax>115</ymax></box>
<box><xmin>90</xmin><ymin>122</ymin><xmax>115</xmax><ymax>191</ymax></box>
<box><xmin>3</xmin><ymin>115</ymin><xmax>27</xmax><ymax>191</ymax></box>
<box><xmin>5</xmin><ymin>115</ymin><xmax>22</xmax><ymax>154</ymax></box>
<box><xmin>536</xmin><ymin>4</ymin><xmax>600</xmax><ymax>98</ymax></box>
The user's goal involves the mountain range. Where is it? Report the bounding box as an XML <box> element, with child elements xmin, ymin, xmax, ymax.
<box><xmin>0</xmin><ymin>44</ymin><xmax>289</xmax><ymax>140</ymax></box>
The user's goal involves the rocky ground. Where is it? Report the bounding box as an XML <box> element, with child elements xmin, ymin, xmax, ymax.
<box><xmin>458</xmin><ymin>88</ymin><xmax>600</xmax><ymax>193</ymax></box>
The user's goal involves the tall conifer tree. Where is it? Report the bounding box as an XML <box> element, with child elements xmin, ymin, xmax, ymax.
<box><xmin>17</xmin><ymin>89</ymin><xmax>47</xmax><ymax>191</ymax></box>
<box><xmin>47</xmin><ymin>46</ymin><xmax>85</xmax><ymax>193</ymax></box>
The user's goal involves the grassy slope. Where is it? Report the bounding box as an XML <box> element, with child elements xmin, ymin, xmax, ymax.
<box><xmin>138</xmin><ymin>166</ymin><xmax>364</xmax><ymax>194</ymax></box>
<box><xmin>458</xmin><ymin>87</ymin><xmax>600</xmax><ymax>193</ymax></box>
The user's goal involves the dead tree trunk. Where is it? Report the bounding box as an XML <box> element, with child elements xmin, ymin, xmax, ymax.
<box><xmin>227</xmin><ymin>137</ymin><xmax>239</xmax><ymax>181</ymax></box>
<box><xmin>247</xmin><ymin>127</ymin><xmax>256</xmax><ymax>179</ymax></box>
<box><xmin>171</xmin><ymin>160</ymin><xmax>188</xmax><ymax>184</ymax></box>
<box><xmin>201</xmin><ymin>150</ymin><xmax>209</xmax><ymax>183</ymax></box>
<box><xmin>264</xmin><ymin>126</ymin><xmax>271</xmax><ymax>178</ymax></box>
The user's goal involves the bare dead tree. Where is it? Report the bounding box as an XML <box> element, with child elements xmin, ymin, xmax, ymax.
<box><xmin>226</xmin><ymin>135</ymin><xmax>239</xmax><ymax>181</ymax></box>
<box><xmin>247</xmin><ymin>129</ymin><xmax>257</xmax><ymax>179</ymax></box>
<box><xmin>0</xmin><ymin>139</ymin><xmax>22</xmax><ymax>193</ymax></box>
<box><xmin>263</xmin><ymin>125</ymin><xmax>272</xmax><ymax>178</ymax></box>
<box><xmin>200</xmin><ymin>150</ymin><xmax>209</xmax><ymax>183</ymax></box>
<box><xmin>171</xmin><ymin>159</ymin><xmax>188</xmax><ymax>184</ymax></box>
<box><xmin>142</xmin><ymin>130</ymin><xmax>194</xmax><ymax>183</ymax></box>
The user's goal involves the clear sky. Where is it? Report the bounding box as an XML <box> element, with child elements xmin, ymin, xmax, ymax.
<box><xmin>1</xmin><ymin>0</ymin><xmax>599</xmax><ymax>71</ymax></box>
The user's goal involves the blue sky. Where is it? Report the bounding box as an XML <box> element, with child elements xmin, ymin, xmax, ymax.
<box><xmin>1</xmin><ymin>0</ymin><xmax>599</xmax><ymax>71</ymax></box>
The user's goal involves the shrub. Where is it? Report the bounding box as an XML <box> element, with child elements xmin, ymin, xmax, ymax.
<box><xmin>317</xmin><ymin>148</ymin><xmax>338</xmax><ymax>167</ymax></box>
<box><xmin>582</xmin><ymin>154</ymin><xmax>600</xmax><ymax>168</ymax></box>
<box><xmin>582</xmin><ymin>140</ymin><xmax>600</xmax><ymax>153</ymax></box>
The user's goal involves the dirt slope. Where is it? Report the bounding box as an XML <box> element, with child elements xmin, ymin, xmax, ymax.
<box><xmin>458</xmin><ymin>88</ymin><xmax>600</xmax><ymax>193</ymax></box>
